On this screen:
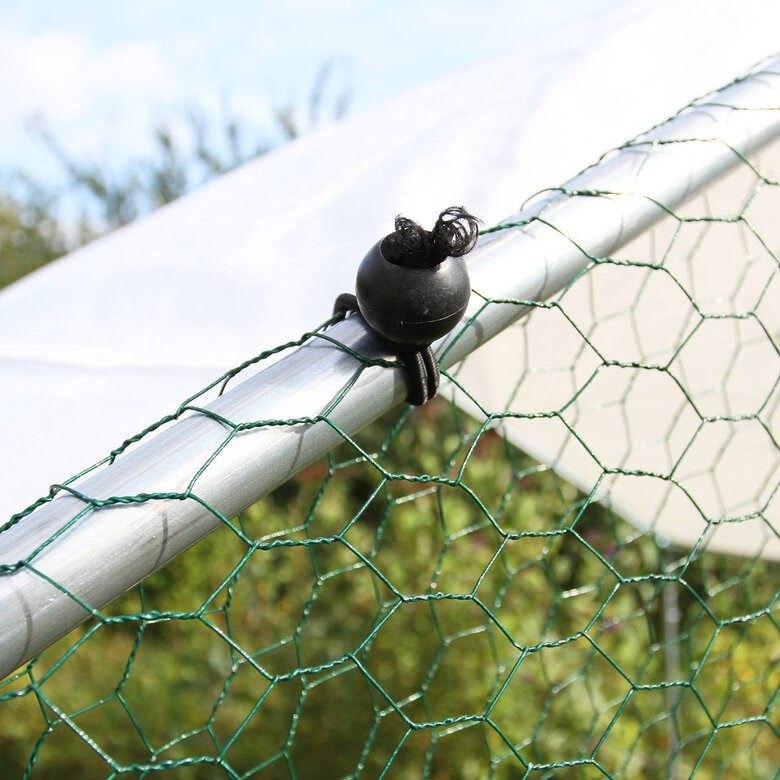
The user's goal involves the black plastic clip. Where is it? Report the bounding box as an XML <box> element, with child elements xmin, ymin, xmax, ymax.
<box><xmin>333</xmin><ymin>207</ymin><xmax>479</xmax><ymax>406</ymax></box>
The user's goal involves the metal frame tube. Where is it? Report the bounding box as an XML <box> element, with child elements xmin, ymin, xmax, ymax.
<box><xmin>2</xmin><ymin>57</ymin><xmax>780</xmax><ymax>679</ymax></box>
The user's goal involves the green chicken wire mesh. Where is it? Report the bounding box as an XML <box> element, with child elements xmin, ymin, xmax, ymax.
<box><xmin>0</xmin><ymin>64</ymin><xmax>779</xmax><ymax>779</ymax></box>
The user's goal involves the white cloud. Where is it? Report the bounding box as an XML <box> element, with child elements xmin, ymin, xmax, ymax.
<box><xmin>0</xmin><ymin>29</ymin><xmax>172</xmax><ymax>122</ymax></box>
<box><xmin>0</xmin><ymin>28</ymin><xmax>182</xmax><ymax>179</ymax></box>
<box><xmin>0</xmin><ymin>26</ymin><xmax>284</xmax><ymax>181</ymax></box>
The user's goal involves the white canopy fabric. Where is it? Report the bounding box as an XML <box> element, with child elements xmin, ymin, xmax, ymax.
<box><xmin>2</xmin><ymin>0</ymin><xmax>779</xmax><ymax>530</ymax></box>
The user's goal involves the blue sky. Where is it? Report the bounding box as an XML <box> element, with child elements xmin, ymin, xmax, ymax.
<box><xmin>0</xmin><ymin>0</ymin><xmax>616</xmax><ymax>182</ymax></box>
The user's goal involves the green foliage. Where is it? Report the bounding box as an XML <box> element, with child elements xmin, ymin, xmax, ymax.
<box><xmin>1</xmin><ymin>401</ymin><xmax>777</xmax><ymax>779</ymax></box>
<box><xmin>0</xmin><ymin>61</ymin><xmax>352</xmax><ymax>289</ymax></box>
<box><xmin>0</xmin><ymin>181</ymin><xmax>68</xmax><ymax>288</ymax></box>
<box><xmin>0</xmin><ymin>106</ymin><xmax>274</xmax><ymax>289</ymax></box>
<box><xmin>31</xmin><ymin>107</ymin><xmax>273</xmax><ymax>232</ymax></box>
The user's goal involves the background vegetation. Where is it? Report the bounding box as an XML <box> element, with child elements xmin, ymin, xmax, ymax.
<box><xmin>0</xmin><ymin>92</ymin><xmax>777</xmax><ymax>779</ymax></box>
<box><xmin>0</xmin><ymin>61</ymin><xmax>350</xmax><ymax>287</ymax></box>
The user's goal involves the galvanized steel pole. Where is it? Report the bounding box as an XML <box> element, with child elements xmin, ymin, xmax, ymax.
<box><xmin>2</xmin><ymin>57</ymin><xmax>780</xmax><ymax>679</ymax></box>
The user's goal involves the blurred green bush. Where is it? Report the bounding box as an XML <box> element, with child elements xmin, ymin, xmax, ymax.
<box><xmin>1</xmin><ymin>402</ymin><xmax>777</xmax><ymax>778</ymax></box>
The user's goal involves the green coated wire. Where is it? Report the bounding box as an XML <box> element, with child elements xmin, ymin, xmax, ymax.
<box><xmin>0</xmin><ymin>85</ymin><xmax>778</xmax><ymax>780</ymax></box>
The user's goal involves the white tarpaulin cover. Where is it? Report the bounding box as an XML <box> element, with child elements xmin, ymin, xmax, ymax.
<box><xmin>2</xmin><ymin>0</ymin><xmax>779</xmax><ymax>553</ymax></box>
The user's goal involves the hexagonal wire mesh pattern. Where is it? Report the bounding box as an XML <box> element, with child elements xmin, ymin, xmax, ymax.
<box><xmin>1</xmin><ymin>70</ymin><xmax>778</xmax><ymax>778</ymax></box>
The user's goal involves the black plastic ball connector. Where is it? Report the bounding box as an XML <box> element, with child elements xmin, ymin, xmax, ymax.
<box><xmin>334</xmin><ymin>207</ymin><xmax>479</xmax><ymax>406</ymax></box>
